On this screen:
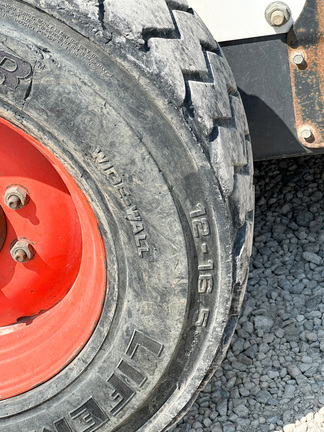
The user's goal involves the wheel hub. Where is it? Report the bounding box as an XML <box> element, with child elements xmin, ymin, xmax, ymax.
<box><xmin>0</xmin><ymin>205</ymin><xmax>7</xmax><ymax>252</ymax></box>
<box><xmin>0</xmin><ymin>118</ymin><xmax>106</xmax><ymax>400</ymax></box>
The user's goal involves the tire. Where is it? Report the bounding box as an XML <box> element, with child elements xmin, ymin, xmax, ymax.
<box><xmin>0</xmin><ymin>1</ymin><xmax>254</xmax><ymax>431</ymax></box>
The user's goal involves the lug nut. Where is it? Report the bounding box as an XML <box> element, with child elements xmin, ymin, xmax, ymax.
<box><xmin>265</xmin><ymin>2</ymin><xmax>291</xmax><ymax>27</ymax></box>
<box><xmin>10</xmin><ymin>240</ymin><xmax>34</xmax><ymax>263</ymax></box>
<box><xmin>4</xmin><ymin>186</ymin><xmax>28</xmax><ymax>210</ymax></box>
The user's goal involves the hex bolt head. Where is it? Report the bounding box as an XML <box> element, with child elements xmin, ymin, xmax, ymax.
<box><xmin>10</xmin><ymin>240</ymin><xmax>34</xmax><ymax>263</ymax></box>
<box><xmin>300</xmin><ymin>127</ymin><xmax>315</xmax><ymax>143</ymax></box>
<box><xmin>265</xmin><ymin>2</ymin><xmax>291</xmax><ymax>27</ymax></box>
<box><xmin>4</xmin><ymin>186</ymin><xmax>28</xmax><ymax>210</ymax></box>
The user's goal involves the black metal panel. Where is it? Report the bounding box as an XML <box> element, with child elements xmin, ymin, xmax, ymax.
<box><xmin>221</xmin><ymin>35</ymin><xmax>313</xmax><ymax>160</ymax></box>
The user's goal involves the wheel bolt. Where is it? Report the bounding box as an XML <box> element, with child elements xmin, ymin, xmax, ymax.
<box><xmin>10</xmin><ymin>240</ymin><xmax>34</xmax><ymax>263</ymax></box>
<box><xmin>13</xmin><ymin>249</ymin><xmax>28</xmax><ymax>263</ymax></box>
<box><xmin>4</xmin><ymin>186</ymin><xmax>28</xmax><ymax>210</ymax></box>
<box><xmin>8</xmin><ymin>195</ymin><xmax>21</xmax><ymax>209</ymax></box>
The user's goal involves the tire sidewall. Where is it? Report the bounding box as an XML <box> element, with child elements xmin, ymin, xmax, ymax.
<box><xmin>0</xmin><ymin>3</ymin><xmax>234</xmax><ymax>431</ymax></box>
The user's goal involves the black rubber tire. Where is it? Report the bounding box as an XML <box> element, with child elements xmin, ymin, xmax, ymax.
<box><xmin>0</xmin><ymin>1</ymin><xmax>254</xmax><ymax>431</ymax></box>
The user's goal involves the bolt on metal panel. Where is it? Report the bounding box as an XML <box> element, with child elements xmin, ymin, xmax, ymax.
<box><xmin>189</xmin><ymin>0</ymin><xmax>306</xmax><ymax>42</ymax></box>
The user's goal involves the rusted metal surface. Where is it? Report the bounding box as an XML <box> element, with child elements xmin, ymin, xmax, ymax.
<box><xmin>287</xmin><ymin>0</ymin><xmax>324</xmax><ymax>148</ymax></box>
<box><xmin>0</xmin><ymin>205</ymin><xmax>7</xmax><ymax>252</ymax></box>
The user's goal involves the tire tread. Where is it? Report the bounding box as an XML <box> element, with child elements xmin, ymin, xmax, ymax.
<box><xmin>16</xmin><ymin>0</ymin><xmax>254</xmax><ymax>428</ymax></box>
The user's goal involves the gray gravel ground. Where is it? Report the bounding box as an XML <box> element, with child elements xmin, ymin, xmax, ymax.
<box><xmin>174</xmin><ymin>154</ymin><xmax>324</xmax><ymax>432</ymax></box>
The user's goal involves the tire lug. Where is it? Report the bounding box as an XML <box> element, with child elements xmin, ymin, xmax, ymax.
<box><xmin>10</xmin><ymin>240</ymin><xmax>34</xmax><ymax>263</ymax></box>
<box><xmin>4</xmin><ymin>186</ymin><xmax>28</xmax><ymax>210</ymax></box>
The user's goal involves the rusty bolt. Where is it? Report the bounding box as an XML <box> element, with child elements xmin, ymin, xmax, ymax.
<box><xmin>265</xmin><ymin>2</ymin><xmax>291</xmax><ymax>27</ymax></box>
<box><xmin>4</xmin><ymin>186</ymin><xmax>28</xmax><ymax>210</ymax></box>
<box><xmin>292</xmin><ymin>52</ymin><xmax>307</xmax><ymax>69</ymax></box>
<box><xmin>300</xmin><ymin>127</ymin><xmax>315</xmax><ymax>143</ymax></box>
<box><xmin>10</xmin><ymin>240</ymin><xmax>34</xmax><ymax>263</ymax></box>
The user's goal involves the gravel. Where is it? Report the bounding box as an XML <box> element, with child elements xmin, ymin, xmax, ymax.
<box><xmin>174</xmin><ymin>154</ymin><xmax>324</xmax><ymax>432</ymax></box>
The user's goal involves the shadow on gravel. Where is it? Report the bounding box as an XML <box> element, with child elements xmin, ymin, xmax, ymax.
<box><xmin>174</xmin><ymin>154</ymin><xmax>324</xmax><ymax>432</ymax></box>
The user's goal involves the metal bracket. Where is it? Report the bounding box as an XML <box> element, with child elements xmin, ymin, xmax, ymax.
<box><xmin>287</xmin><ymin>0</ymin><xmax>324</xmax><ymax>148</ymax></box>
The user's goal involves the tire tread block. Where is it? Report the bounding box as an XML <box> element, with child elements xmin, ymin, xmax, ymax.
<box><xmin>210</xmin><ymin>96</ymin><xmax>249</xmax><ymax>197</ymax></box>
<box><xmin>106</xmin><ymin>0</ymin><xmax>174</xmax><ymax>42</ymax></box>
<box><xmin>188</xmin><ymin>52</ymin><xmax>232</xmax><ymax>135</ymax></box>
<box><xmin>147</xmin><ymin>11</ymin><xmax>217</xmax><ymax>106</ymax></box>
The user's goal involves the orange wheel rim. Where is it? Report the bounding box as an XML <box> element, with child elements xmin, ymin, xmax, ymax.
<box><xmin>0</xmin><ymin>118</ymin><xmax>106</xmax><ymax>400</ymax></box>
